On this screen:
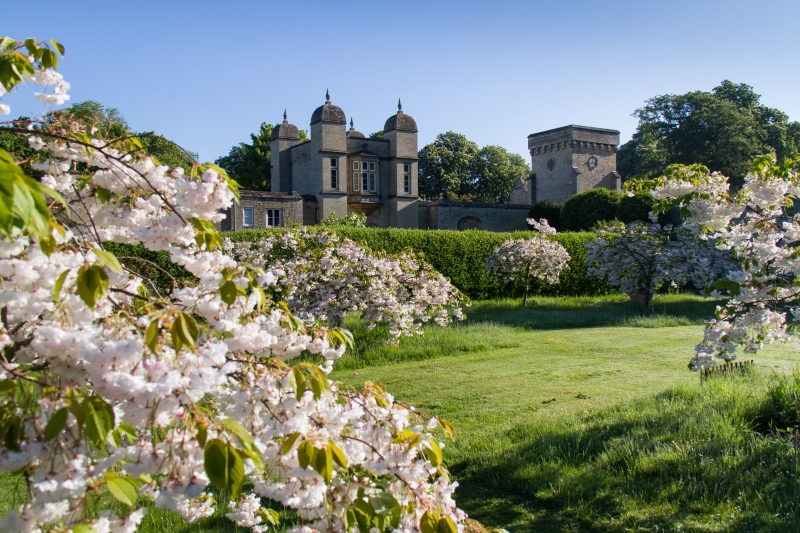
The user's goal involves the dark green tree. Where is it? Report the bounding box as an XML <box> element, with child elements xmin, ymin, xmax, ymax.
<box><xmin>137</xmin><ymin>132</ymin><xmax>197</xmax><ymax>173</ymax></box>
<box><xmin>469</xmin><ymin>145</ymin><xmax>530</xmax><ymax>202</ymax></box>
<box><xmin>560</xmin><ymin>188</ymin><xmax>623</xmax><ymax>231</ymax></box>
<box><xmin>418</xmin><ymin>132</ymin><xmax>479</xmax><ymax>200</ymax></box>
<box><xmin>618</xmin><ymin>81</ymin><xmax>800</xmax><ymax>187</ymax></box>
<box><xmin>528</xmin><ymin>200</ymin><xmax>563</xmax><ymax>231</ymax></box>
<box><xmin>215</xmin><ymin>123</ymin><xmax>308</xmax><ymax>191</ymax></box>
<box><xmin>54</xmin><ymin>100</ymin><xmax>129</xmax><ymax>137</ymax></box>
<box><xmin>368</xmin><ymin>131</ymin><xmax>384</xmax><ymax>139</ymax></box>
<box><xmin>616</xmin><ymin>193</ymin><xmax>655</xmax><ymax>224</ymax></box>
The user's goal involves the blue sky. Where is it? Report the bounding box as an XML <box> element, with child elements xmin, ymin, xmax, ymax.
<box><xmin>4</xmin><ymin>0</ymin><xmax>799</xmax><ymax>164</ymax></box>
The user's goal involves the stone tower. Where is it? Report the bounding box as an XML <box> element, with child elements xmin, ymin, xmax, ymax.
<box><xmin>269</xmin><ymin>110</ymin><xmax>301</xmax><ymax>193</ymax></box>
<box><xmin>527</xmin><ymin>125</ymin><xmax>621</xmax><ymax>205</ymax></box>
<box><xmin>382</xmin><ymin>100</ymin><xmax>419</xmax><ymax>228</ymax></box>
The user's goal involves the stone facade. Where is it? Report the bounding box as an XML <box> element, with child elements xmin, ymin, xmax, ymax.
<box><xmin>218</xmin><ymin>191</ymin><xmax>303</xmax><ymax>231</ymax></box>
<box><xmin>419</xmin><ymin>201</ymin><xmax>530</xmax><ymax>232</ymax></box>
<box><xmin>264</xmin><ymin>92</ymin><xmax>420</xmax><ymax>229</ymax></box>
<box><xmin>528</xmin><ymin>125</ymin><xmax>621</xmax><ymax>205</ymax></box>
<box><xmin>222</xmin><ymin>106</ymin><xmax>622</xmax><ymax>233</ymax></box>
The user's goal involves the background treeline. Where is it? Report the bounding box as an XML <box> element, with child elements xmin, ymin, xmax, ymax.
<box><xmin>108</xmin><ymin>228</ymin><xmax>608</xmax><ymax>301</ymax></box>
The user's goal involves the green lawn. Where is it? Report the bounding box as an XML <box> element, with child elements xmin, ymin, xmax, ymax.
<box><xmin>3</xmin><ymin>294</ymin><xmax>799</xmax><ymax>532</ymax></box>
<box><xmin>331</xmin><ymin>295</ymin><xmax>800</xmax><ymax>533</ymax></box>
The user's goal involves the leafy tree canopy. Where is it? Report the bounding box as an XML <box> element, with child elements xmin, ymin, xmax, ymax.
<box><xmin>215</xmin><ymin>123</ymin><xmax>308</xmax><ymax>191</ymax></box>
<box><xmin>418</xmin><ymin>132</ymin><xmax>479</xmax><ymax>200</ymax></box>
<box><xmin>618</xmin><ymin>81</ymin><xmax>800</xmax><ymax>187</ymax></box>
<box><xmin>137</xmin><ymin>132</ymin><xmax>197</xmax><ymax>173</ymax></box>
<box><xmin>53</xmin><ymin>100</ymin><xmax>129</xmax><ymax>137</ymax></box>
<box><xmin>418</xmin><ymin>133</ymin><xmax>529</xmax><ymax>202</ymax></box>
<box><xmin>560</xmin><ymin>188</ymin><xmax>623</xmax><ymax>231</ymax></box>
<box><xmin>469</xmin><ymin>145</ymin><xmax>530</xmax><ymax>203</ymax></box>
<box><xmin>2</xmin><ymin>101</ymin><xmax>195</xmax><ymax>174</ymax></box>
<box><xmin>369</xmin><ymin>131</ymin><xmax>384</xmax><ymax>139</ymax></box>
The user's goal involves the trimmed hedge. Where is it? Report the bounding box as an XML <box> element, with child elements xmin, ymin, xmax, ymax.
<box><xmin>226</xmin><ymin>227</ymin><xmax>608</xmax><ymax>300</ymax></box>
<box><xmin>109</xmin><ymin>227</ymin><xmax>609</xmax><ymax>301</ymax></box>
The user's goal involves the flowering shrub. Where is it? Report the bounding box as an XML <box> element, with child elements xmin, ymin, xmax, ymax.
<box><xmin>585</xmin><ymin>221</ymin><xmax>736</xmax><ymax>308</ymax></box>
<box><xmin>639</xmin><ymin>156</ymin><xmax>800</xmax><ymax>369</ymax></box>
<box><xmin>0</xmin><ymin>37</ymin><xmax>464</xmax><ymax>533</ymax></box>
<box><xmin>319</xmin><ymin>212</ymin><xmax>368</xmax><ymax>228</ymax></box>
<box><xmin>223</xmin><ymin>229</ymin><xmax>464</xmax><ymax>340</ymax></box>
<box><xmin>486</xmin><ymin>219</ymin><xmax>570</xmax><ymax>305</ymax></box>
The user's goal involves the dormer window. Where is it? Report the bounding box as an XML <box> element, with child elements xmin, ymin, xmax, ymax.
<box><xmin>330</xmin><ymin>158</ymin><xmax>339</xmax><ymax>189</ymax></box>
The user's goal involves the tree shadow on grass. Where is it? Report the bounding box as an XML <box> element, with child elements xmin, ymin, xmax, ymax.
<box><xmin>465</xmin><ymin>295</ymin><xmax>723</xmax><ymax>331</ymax></box>
<box><xmin>449</xmin><ymin>382</ymin><xmax>797</xmax><ymax>533</ymax></box>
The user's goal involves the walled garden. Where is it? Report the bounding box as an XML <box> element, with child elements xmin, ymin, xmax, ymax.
<box><xmin>2</xmin><ymin>36</ymin><xmax>800</xmax><ymax>533</ymax></box>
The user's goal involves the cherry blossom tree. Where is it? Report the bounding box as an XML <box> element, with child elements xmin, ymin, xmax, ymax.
<box><xmin>225</xmin><ymin>230</ymin><xmax>464</xmax><ymax>341</ymax></box>
<box><xmin>585</xmin><ymin>221</ymin><xmax>736</xmax><ymax>308</ymax></box>
<box><xmin>639</xmin><ymin>156</ymin><xmax>800</xmax><ymax>369</ymax></box>
<box><xmin>0</xmin><ymin>36</ymin><xmax>464</xmax><ymax>533</ymax></box>
<box><xmin>486</xmin><ymin>219</ymin><xmax>570</xmax><ymax>305</ymax></box>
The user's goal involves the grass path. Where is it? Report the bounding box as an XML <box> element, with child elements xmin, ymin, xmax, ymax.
<box><xmin>331</xmin><ymin>297</ymin><xmax>800</xmax><ymax>532</ymax></box>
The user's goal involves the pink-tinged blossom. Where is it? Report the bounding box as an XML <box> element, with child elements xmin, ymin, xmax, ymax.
<box><xmin>487</xmin><ymin>219</ymin><xmax>569</xmax><ymax>304</ymax></box>
<box><xmin>647</xmin><ymin>156</ymin><xmax>800</xmax><ymax>369</ymax></box>
<box><xmin>0</xmin><ymin>64</ymin><xmax>465</xmax><ymax>533</ymax></box>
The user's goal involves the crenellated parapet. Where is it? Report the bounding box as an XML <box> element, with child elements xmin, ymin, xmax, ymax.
<box><xmin>527</xmin><ymin>125</ymin><xmax>621</xmax><ymax>205</ymax></box>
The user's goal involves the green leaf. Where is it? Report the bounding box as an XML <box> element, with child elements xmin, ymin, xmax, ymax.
<box><xmin>106</xmin><ymin>473</ymin><xmax>138</xmax><ymax>507</ymax></box>
<box><xmin>4</xmin><ymin>416</ymin><xmax>24</xmax><ymax>452</ymax></box>
<box><xmin>23</xmin><ymin>39</ymin><xmax>37</xmax><ymax>57</ymax></box>
<box><xmin>423</xmin><ymin>439</ymin><xmax>443</xmax><ymax>467</ymax></box>
<box><xmin>204</xmin><ymin>439</ymin><xmax>246</xmax><ymax>500</ymax></box>
<box><xmin>292</xmin><ymin>367</ymin><xmax>307</xmax><ymax>400</ymax></box>
<box><xmin>76</xmin><ymin>264</ymin><xmax>109</xmax><ymax>309</ymax></box>
<box><xmin>72</xmin><ymin>526</ymin><xmax>98</xmax><ymax>533</ymax></box>
<box><xmin>297</xmin><ymin>440</ymin><xmax>315</xmax><ymax>469</ymax></box>
<box><xmin>44</xmin><ymin>407</ymin><xmax>68</xmax><ymax>440</ymax></box>
<box><xmin>117</xmin><ymin>423</ymin><xmax>137</xmax><ymax>442</ymax></box>
<box><xmin>281</xmin><ymin>432</ymin><xmax>301</xmax><ymax>455</ymax></box>
<box><xmin>313</xmin><ymin>445</ymin><xmax>333</xmax><ymax>483</ymax></box>
<box><xmin>222</xmin><ymin>418</ymin><xmax>254</xmax><ymax>445</ymax></box>
<box><xmin>196</xmin><ymin>423</ymin><xmax>207</xmax><ymax>447</ymax></box>
<box><xmin>439</xmin><ymin>419</ymin><xmax>455</xmax><ymax>440</ymax></box>
<box><xmin>354</xmin><ymin>499</ymin><xmax>374</xmax><ymax>533</ymax></box>
<box><xmin>95</xmin><ymin>186</ymin><xmax>112</xmax><ymax>203</ymax></box>
<box><xmin>49</xmin><ymin>39</ymin><xmax>66</xmax><ymax>56</ymax></box>
<box><xmin>420</xmin><ymin>511</ymin><xmax>438</xmax><ymax>533</ymax></box>
<box><xmin>145</xmin><ymin>319</ymin><xmax>160</xmax><ymax>354</ymax></box>
<box><xmin>260</xmin><ymin>508</ymin><xmax>280</xmax><ymax>526</ymax></box>
<box><xmin>0</xmin><ymin>380</ymin><xmax>16</xmax><ymax>393</ymax></box>
<box><xmin>53</xmin><ymin>269</ymin><xmax>70</xmax><ymax>303</ymax></box>
<box><xmin>219</xmin><ymin>280</ymin><xmax>240</xmax><ymax>306</ymax></box>
<box><xmin>329</xmin><ymin>441</ymin><xmax>347</xmax><ymax>468</ymax></box>
<box><xmin>171</xmin><ymin>312</ymin><xmax>198</xmax><ymax>353</ymax></box>
<box><xmin>93</xmin><ymin>248</ymin><xmax>123</xmax><ymax>274</ymax></box>
<box><xmin>344</xmin><ymin>508</ymin><xmax>357</xmax><ymax>532</ymax></box>
<box><xmin>436</xmin><ymin>516</ymin><xmax>458</xmax><ymax>533</ymax></box>
<box><xmin>85</xmin><ymin>396</ymin><xmax>114</xmax><ymax>448</ymax></box>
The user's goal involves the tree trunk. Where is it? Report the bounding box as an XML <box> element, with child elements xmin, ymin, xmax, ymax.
<box><xmin>523</xmin><ymin>264</ymin><xmax>531</xmax><ymax>306</ymax></box>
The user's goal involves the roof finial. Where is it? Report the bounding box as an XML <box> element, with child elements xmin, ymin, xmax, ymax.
<box><xmin>283</xmin><ymin>109</ymin><xmax>287</xmax><ymax>123</ymax></box>
<box><xmin>398</xmin><ymin>98</ymin><xmax>402</xmax><ymax>113</ymax></box>
<box><xmin>350</xmin><ymin>117</ymin><xmax>354</xmax><ymax>130</ymax></box>
<box><xmin>325</xmin><ymin>89</ymin><xmax>330</xmax><ymax>104</ymax></box>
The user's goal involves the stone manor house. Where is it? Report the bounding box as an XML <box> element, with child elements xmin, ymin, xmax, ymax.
<box><xmin>219</xmin><ymin>93</ymin><xmax>621</xmax><ymax>233</ymax></box>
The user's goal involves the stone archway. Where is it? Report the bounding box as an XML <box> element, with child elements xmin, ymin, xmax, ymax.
<box><xmin>457</xmin><ymin>216</ymin><xmax>482</xmax><ymax>230</ymax></box>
